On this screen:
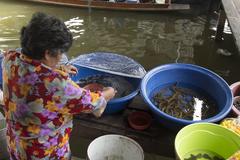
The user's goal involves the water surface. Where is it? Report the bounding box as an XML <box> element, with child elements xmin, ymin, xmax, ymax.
<box><xmin>0</xmin><ymin>0</ymin><xmax>239</xmax><ymax>84</ymax></box>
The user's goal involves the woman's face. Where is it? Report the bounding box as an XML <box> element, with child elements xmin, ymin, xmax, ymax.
<box><xmin>42</xmin><ymin>51</ymin><xmax>63</xmax><ymax>69</ymax></box>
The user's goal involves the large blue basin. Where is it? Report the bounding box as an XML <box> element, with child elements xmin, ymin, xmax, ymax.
<box><xmin>140</xmin><ymin>63</ymin><xmax>233</xmax><ymax>130</ymax></box>
<box><xmin>71</xmin><ymin>65</ymin><xmax>141</xmax><ymax>114</ymax></box>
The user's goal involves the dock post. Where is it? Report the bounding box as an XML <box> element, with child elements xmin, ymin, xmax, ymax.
<box><xmin>215</xmin><ymin>6</ymin><xmax>227</xmax><ymax>41</ymax></box>
<box><xmin>208</xmin><ymin>0</ymin><xmax>221</xmax><ymax>11</ymax></box>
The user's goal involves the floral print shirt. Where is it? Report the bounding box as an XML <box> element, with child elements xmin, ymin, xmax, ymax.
<box><xmin>2</xmin><ymin>51</ymin><xmax>107</xmax><ymax>160</ymax></box>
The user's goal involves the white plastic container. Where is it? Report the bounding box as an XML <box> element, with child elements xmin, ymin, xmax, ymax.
<box><xmin>87</xmin><ymin>134</ymin><xmax>144</xmax><ymax>160</ymax></box>
<box><xmin>0</xmin><ymin>112</ymin><xmax>9</xmax><ymax>159</ymax></box>
<box><xmin>155</xmin><ymin>0</ymin><xmax>165</xmax><ymax>4</ymax></box>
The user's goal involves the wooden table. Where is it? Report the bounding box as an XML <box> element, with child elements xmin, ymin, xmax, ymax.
<box><xmin>70</xmin><ymin>95</ymin><xmax>176</xmax><ymax>160</ymax></box>
<box><xmin>215</xmin><ymin>0</ymin><xmax>240</xmax><ymax>52</ymax></box>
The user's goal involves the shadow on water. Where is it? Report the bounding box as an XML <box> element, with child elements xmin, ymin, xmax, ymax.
<box><xmin>0</xmin><ymin>0</ymin><xmax>239</xmax><ymax>84</ymax></box>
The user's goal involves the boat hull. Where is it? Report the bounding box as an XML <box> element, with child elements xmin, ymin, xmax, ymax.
<box><xmin>25</xmin><ymin>0</ymin><xmax>190</xmax><ymax>11</ymax></box>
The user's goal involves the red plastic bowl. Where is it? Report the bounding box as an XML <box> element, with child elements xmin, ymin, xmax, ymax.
<box><xmin>230</xmin><ymin>82</ymin><xmax>240</xmax><ymax>117</ymax></box>
<box><xmin>230</xmin><ymin>81</ymin><xmax>240</xmax><ymax>97</ymax></box>
<box><xmin>232</xmin><ymin>96</ymin><xmax>240</xmax><ymax>116</ymax></box>
<box><xmin>83</xmin><ymin>83</ymin><xmax>104</xmax><ymax>92</ymax></box>
<box><xmin>128</xmin><ymin>111</ymin><xmax>152</xmax><ymax>130</ymax></box>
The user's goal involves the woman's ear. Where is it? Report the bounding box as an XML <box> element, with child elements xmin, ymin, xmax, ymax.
<box><xmin>43</xmin><ymin>50</ymin><xmax>51</xmax><ymax>60</ymax></box>
<box><xmin>41</xmin><ymin>50</ymin><xmax>54</xmax><ymax>68</ymax></box>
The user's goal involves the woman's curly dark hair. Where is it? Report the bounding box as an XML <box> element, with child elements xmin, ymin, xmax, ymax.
<box><xmin>20</xmin><ymin>12</ymin><xmax>73</xmax><ymax>60</ymax></box>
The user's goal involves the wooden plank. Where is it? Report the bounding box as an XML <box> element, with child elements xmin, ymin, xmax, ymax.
<box><xmin>71</xmin><ymin>118</ymin><xmax>176</xmax><ymax>158</ymax></box>
<box><xmin>73</xmin><ymin>98</ymin><xmax>177</xmax><ymax>158</ymax></box>
<box><xmin>70</xmin><ymin>131</ymin><xmax>174</xmax><ymax>159</ymax></box>
<box><xmin>72</xmin><ymin>157</ymin><xmax>84</xmax><ymax>160</ymax></box>
<box><xmin>73</xmin><ymin>103</ymin><xmax>176</xmax><ymax>152</ymax></box>
<box><xmin>233</xmin><ymin>0</ymin><xmax>240</xmax><ymax>15</ymax></box>
<box><xmin>215</xmin><ymin>9</ymin><xmax>226</xmax><ymax>41</ymax></box>
<box><xmin>221</xmin><ymin>0</ymin><xmax>240</xmax><ymax>52</ymax></box>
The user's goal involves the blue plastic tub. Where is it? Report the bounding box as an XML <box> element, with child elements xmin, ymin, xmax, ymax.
<box><xmin>141</xmin><ymin>63</ymin><xmax>233</xmax><ymax>130</ymax></box>
<box><xmin>71</xmin><ymin>65</ymin><xmax>141</xmax><ymax>114</ymax></box>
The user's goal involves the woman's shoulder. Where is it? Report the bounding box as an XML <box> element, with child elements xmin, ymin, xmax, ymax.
<box><xmin>5</xmin><ymin>49</ymin><xmax>19</xmax><ymax>55</ymax></box>
<box><xmin>2</xmin><ymin>50</ymin><xmax>20</xmax><ymax>62</ymax></box>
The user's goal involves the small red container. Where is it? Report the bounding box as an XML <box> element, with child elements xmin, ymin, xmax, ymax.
<box><xmin>230</xmin><ymin>81</ymin><xmax>240</xmax><ymax>97</ymax></box>
<box><xmin>232</xmin><ymin>96</ymin><xmax>240</xmax><ymax>117</ymax></box>
<box><xmin>83</xmin><ymin>83</ymin><xmax>104</xmax><ymax>92</ymax></box>
<box><xmin>128</xmin><ymin>111</ymin><xmax>152</xmax><ymax>130</ymax></box>
<box><xmin>230</xmin><ymin>82</ymin><xmax>240</xmax><ymax>117</ymax></box>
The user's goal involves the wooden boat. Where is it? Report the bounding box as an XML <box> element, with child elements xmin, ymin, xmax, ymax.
<box><xmin>24</xmin><ymin>0</ymin><xmax>190</xmax><ymax>12</ymax></box>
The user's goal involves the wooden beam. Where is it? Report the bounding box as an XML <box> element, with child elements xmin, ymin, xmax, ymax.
<box><xmin>221</xmin><ymin>0</ymin><xmax>240</xmax><ymax>52</ymax></box>
<box><xmin>215</xmin><ymin>8</ymin><xmax>226</xmax><ymax>41</ymax></box>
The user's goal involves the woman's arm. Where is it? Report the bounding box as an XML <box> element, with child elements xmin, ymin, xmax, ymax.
<box><xmin>46</xmin><ymin>77</ymin><xmax>115</xmax><ymax>117</ymax></box>
<box><xmin>57</xmin><ymin>64</ymin><xmax>78</xmax><ymax>75</ymax></box>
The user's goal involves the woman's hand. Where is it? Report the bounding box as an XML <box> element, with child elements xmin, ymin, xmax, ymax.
<box><xmin>92</xmin><ymin>87</ymin><xmax>116</xmax><ymax>118</ymax></box>
<box><xmin>102</xmin><ymin>87</ymin><xmax>117</xmax><ymax>102</ymax></box>
<box><xmin>59</xmin><ymin>64</ymin><xmax>78</xmax><ymax>75</ymax></box>
<box><xmin>65</xmin><ymin>64</ymin><xmax>78</xmax><ymax>74</ymax></box>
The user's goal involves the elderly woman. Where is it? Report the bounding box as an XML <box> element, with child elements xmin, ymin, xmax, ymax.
<box><xmin>2</xmin><ymin>12</ymin><xmax>115</xmax><ymax>159</ymax></box>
